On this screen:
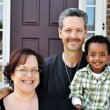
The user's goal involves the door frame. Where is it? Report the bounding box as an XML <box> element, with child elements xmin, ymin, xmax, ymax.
<box><xmin>3</xmin><ymin>0</ymin><xmax>11</xmax><ymax>65</ymax></box>
<box><xmin>78</xmin><ymin>0</ymin><xmax>107</xmax><ymax>36</ymax></box>
<box><xmin>0</xmin><ymin>0</ymin><xmax>11</xmax><ymax>86</ymax></box>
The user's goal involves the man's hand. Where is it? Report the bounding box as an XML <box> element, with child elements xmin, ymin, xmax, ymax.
<box><xmin>0</xmin><ymin>87</ymin><xmax>13</xmax><ymax>99</ymax></box>
<box><xmin>75</xmin><ymin>104</ymin><xmax>82</xmax><ymax>110</ymax></box>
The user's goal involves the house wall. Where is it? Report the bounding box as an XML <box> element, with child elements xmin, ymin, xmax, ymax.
<box><xmin>107</xmin><ymin>0</ymin><xmax>110</xmax><ymax>65</ymax></box>
<box><xmin>107</xmin><ymin>0</ymin><xmax>110</xmax><ymax>40</ymax></box>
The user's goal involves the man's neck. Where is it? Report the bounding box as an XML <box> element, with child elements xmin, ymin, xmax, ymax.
<box><xmin>62</xmin><ymin>50</ymin><xmax>83</xmax><ymax>67</ymax></box>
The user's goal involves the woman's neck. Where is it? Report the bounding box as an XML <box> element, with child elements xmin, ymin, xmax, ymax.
<box><xmin>13</xmin><ymin>90</ymin><xmax>36</xmax><ymax>101</ymax></box>
<box><xmin>4</xmin><ymin>91</ymin><xmax>38</xmax><ymax>110</ymax></box>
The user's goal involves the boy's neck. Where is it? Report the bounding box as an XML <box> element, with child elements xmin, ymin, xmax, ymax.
<box><xmin>90</xmin><ymin>64</ymin><xmax>106</xmax><ymax>74</ymax></box>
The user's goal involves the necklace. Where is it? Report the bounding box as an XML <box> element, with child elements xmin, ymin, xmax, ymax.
<box><xmin>13</xmin><ymin>93</ymin><xmax>34</xmax><ymax>110</ymax></box>
<box><xmin>65</xmin><ymin>52</ymin><xmax>83</xmax><ymax>83</ymax></box>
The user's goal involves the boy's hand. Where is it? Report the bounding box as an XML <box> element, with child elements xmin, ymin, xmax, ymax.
<box><xmin>75</xmin><ymin>104</ymin><xmax>82</xmax><ymax>110</ymax></box>
<box><xmin>0</xmin><ymin>87</ymin><xmax>13</xmax><ymax>99</ymax></box>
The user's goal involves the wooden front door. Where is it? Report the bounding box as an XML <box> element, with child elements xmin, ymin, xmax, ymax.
<box><xmin>11</xmin><ymin>0</ymin><xmax>78</xmax><ymax>58</ymax></box>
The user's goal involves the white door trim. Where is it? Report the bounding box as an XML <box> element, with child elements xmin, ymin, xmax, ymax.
<box><xmin>3</xmin><ymin>0</ymin><xmax>11</xmax><ymax>66</ymax></box>
<box><xmin>78</xmin><ymin>0</ymin><xmax>106</xmax><ymax>36</ymax></box>
<box><xmin>1</xmin><ymin>0</ymin><xmax>11</xmax><ymax>87</ymax></box>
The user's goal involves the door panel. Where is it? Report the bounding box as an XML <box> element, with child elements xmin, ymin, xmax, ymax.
<box><xmin>11</xmin><ymin>0</ymin><xmax>78</xmax><ymax>58</ymax></box>
<box><xmin>22</xmin><ymin>0</ymin><xmax>39</xmax><ymax>25</ymax></box>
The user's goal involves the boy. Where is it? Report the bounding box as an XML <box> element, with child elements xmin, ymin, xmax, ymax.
<box><xmin>69</xmin><ymin>35</ymin><xmax>110</xmax><ymax>110</ymax></box>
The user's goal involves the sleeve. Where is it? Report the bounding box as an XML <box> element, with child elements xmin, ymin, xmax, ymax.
<box><xmin>69</xmin><ymin>70</ymin><xmax>83</xmax><ymax>100</ymax></box>
<box><xmin>42</xmin><ymin>57</ymin><xmax>51</xmax><ymax>91</ymax></box>
<box><xmin>72</xmin><ymin>97</ymin><xmax>82</xmax><ymax>105</ymax></box>
<box><xmin>0</xmin><ymin>99</ymin><xmax>5</xmax><ymax>110</ymax></box>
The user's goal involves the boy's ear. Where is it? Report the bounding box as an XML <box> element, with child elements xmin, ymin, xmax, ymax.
<box><xmin>86</xmin><ymin>55</ymin><xmax>89</xmax><ymax>62</ymax></box>
<box><xmin>108</xmin><ymin>55</ymin><xmax>109</xmax><ymax>60</ymax></box>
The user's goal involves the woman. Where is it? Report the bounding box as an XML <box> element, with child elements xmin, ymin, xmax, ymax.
<box><xmin>0</xmin><ymin>48</ymin><xmax>44</xmax><ymax>110</ymax></box>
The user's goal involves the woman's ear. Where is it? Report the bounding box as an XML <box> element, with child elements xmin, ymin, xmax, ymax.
<box><xmin>11</xmin><ymin>73</ymin><xmax>14</xmax><ymax>81</ymax></box>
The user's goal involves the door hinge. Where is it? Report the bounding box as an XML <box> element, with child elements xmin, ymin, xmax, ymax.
<box><xmin>102</xmin><ymin>23</ymin><xmax>105</xmax><ymax>30</ymax></box>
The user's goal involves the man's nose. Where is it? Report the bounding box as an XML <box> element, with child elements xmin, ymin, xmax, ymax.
<box><xmin>70</xmin><ymin>31</ymin><xmax>77</xmax><ymax>38</ymax></box>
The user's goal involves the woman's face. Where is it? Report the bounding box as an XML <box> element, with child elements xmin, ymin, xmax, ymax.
<box><xmin>11</xmin><ymin>55</ymin><xmax>40</xmax><ymax>94</ymax></box>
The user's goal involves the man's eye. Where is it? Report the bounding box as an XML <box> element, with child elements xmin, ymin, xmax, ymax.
<box><xmin>77</xmin><ymin>30</ymin><xmax>82</xmax><ymax>32</ymax></box>
<box><xmin>65</xmin><ymin>30</ymin><xmax>70</xmax><ymax>32</ymax></box>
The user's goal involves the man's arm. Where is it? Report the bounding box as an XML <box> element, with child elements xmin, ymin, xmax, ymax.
<box><xmin>0</xmin><ymin>87</ymin><xmax>13</xmax><ymax>99</ymax></box>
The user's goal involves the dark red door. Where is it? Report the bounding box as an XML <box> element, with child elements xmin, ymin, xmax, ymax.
<box><xmin>11</xmin><ymin>0</ymin><xmax>78</xmax><ymax>58</ymax></box>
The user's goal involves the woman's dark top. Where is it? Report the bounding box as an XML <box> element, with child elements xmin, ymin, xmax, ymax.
<box><xmin>0</xmin><ymin>92</ymin><xmax>69</xmax><ymax>110</ymax></box>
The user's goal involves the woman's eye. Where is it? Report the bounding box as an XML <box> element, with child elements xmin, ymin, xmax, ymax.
<box><xmin>20</xmin><ymin>69</ymin><xmax>27</xmax><ymax>72</ymax></box>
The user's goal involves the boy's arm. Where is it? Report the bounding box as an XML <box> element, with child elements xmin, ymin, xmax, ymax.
<box><xmin>0</xmin><ymin>87</ymin><xmax>13</xmax><ymax>99</ymax></box>
<box><xmin>72</xmin><ymin>97</ymin><xmax>82</xmax><ymax>110</ymax></box>
<box><xmin>69</xmin><ymin>70</ymin><xmax>83</xmax><ymax>109</ymax></box>
<box><xmin>69</xmin><ymin>70</ymin><xmax>83</xmax><ymax>99</ymax></box>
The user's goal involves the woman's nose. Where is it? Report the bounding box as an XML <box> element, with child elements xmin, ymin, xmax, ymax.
<box><xmin>26</xmin><ymin>71</ymin><xmax>33</xmax><ymax>77</ymax></box>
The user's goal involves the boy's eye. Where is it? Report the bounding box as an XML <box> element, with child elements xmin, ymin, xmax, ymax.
<box><xmin>90</xmin><ymin>54</ymin><xmax>95</xmax><ymax>57</ymax></box>
<box><xmin>100</xmin><ymin>53</ymin><xmax>105</xmax><ymax>57</ymax></box>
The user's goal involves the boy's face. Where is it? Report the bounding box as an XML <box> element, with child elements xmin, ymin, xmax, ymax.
<box><xmin>86</xmin><ymin>42</ymin><xmax>109</xmax><ymax>73</ymax></box>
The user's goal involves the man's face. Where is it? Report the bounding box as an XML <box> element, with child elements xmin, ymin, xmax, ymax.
<box><xmin>59</xmin><ymin>16</ymin><xmax>87</xmax><ymax>52</ymax></box>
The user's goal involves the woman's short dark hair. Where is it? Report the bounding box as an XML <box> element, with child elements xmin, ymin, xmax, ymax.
<box><xmin>3</xmin><ymin>48</ymin><xmax>45</xmax><ymax>92</ymax></box>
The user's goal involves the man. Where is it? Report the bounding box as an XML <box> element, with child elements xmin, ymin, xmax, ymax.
<box><xmin>42</xmin><ymin>8</ymin><xmax>88</xmax><ymax>110</ymax></box>
<box><xmin>0</xmin><ymin>8</ymin><xmax>88</xmax><ymax>110</ymax></box>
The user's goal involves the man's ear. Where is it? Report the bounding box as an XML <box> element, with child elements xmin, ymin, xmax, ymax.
<box><xmin>85</xmin><ymin>28</ymin><xmax>88</xmax><ymax>37</ymax></box>
<box><xmin>58</xmin><ymin>28</ymin><xmax>62</xmax><ymax>39</ymax></box>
